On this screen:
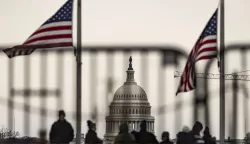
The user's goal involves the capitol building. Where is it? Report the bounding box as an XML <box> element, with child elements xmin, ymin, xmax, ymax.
<box><xmin>103</xmin><ymin>57</ymin><xmax>155</xmax><ymax>144</ymax></box>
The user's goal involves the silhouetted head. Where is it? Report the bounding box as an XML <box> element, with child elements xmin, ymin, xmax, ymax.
<box><xmin>246</xmin><ymin>133</ymin><xmax>250</xmax><ymax>141</ymax></box>
<box><xmin>58</xmin><ymin>110</ymin><xmax>65</xmax><ymax>120</ymax></box>
<box><xmin>119</xmin><ymin>123</ymin><xmax>129</xmax><ymax>133</ymax></box>
<box><xmin>192</xmin><ymin>121</ymin><xmax>203</xmax><ymax>134</ymax></box>
<box><xmin>204</xmin><ymin>126</ymin><xmax>210</xmax><ymax>136</ymax></box>
<box><xmin>87</xmin><ymin>120</ymin><xmax>96</xmax><ymax>131</ymax></box>
<box><xmin>161</xmin><ymin>131</ymin><xmax>170</xmax><ymax>141</ymax></box>
<box><xmin>182</xmin><ymin>126</ymin><xmax>190</xmax><ymax>133</ymax></box>
<box><xmin>39</xmin><ymin>129</ymin><xmax>46</xmax><ymax>140</ymax></box>
<box><xmin>140</xmin><ymin>120</ymin><xmax>147</xmax><ymax>131</ymax></box>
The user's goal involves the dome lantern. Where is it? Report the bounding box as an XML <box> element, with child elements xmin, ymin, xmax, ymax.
<box><xmin>125</xmin><ymin>56</ymin><xmax>136</xmax><ymax>84</ymax></box>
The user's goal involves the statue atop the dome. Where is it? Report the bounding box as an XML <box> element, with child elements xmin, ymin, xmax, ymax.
<box><xmin>128</xmin><ymin>56</ymin><xmax>133</xmax><ymax>70</ymax></box>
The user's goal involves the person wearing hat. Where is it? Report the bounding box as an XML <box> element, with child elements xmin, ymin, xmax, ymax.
<box><xmin>85</xmin><ymin>120</ymin><xmax>103</xmax><ymax>144</ymax></box>
<box><xmin>49</xmin><ymin>110</ymin><xmax>74</xmax><ymax>144</ymax></box>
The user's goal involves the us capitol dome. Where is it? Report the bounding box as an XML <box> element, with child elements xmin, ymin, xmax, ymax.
<box><xmin>103</xmin><ymin>56</ymin><xmax>155</xmax><ymax>144</ymax></box>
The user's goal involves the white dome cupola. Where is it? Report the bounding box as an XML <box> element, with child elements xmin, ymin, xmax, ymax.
<box><xmin>104</xmin><ymin>56</ymin><xmax>155</xmax><ymax>144</ymax></box>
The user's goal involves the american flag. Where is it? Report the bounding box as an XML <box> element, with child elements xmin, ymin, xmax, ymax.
<box><xmin>3</xmin><ymin>0</ymin><xmax>73</xmax><ymax>58</ymax></box>
<box><xmin>176</xmin><ymin>9</ymin><xmax>218</xmax><ymax>95</ymax></box>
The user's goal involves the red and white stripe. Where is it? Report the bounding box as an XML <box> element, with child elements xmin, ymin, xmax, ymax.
<box><xmin>24</xmin><ymin>21</ymin><xmax>72</xmax><ymax>45</ymax></box>
<box><xmin>176</xmin><ymin>35</ymin><xmax>217</xmax><ymax>94</ymax></box>
<box><xmin>195</xmin><ymin>35</ymin><xmax>217</xmax><ymax>61</ymax></box>
<box><xmin>3</xmin><ymin>21</ymin><xmax>72</xmax><ymax>58</ymax></box>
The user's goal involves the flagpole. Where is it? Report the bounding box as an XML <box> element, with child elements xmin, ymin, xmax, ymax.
<box><xmin>76</xmin><ymin>0</ymin><xmax>82</xmax><ymax>143</ymax></box>
<box><xmin>219</xmin><ymin>0</ymin><xmax>225</xmax><ymax>143</ymax></box>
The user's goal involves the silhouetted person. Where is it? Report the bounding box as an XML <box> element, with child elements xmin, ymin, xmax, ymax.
<box><xmin>39</xmin><ymin>130</ymin><xmax>48</xmax><ymax>144</ymax></box>
<box><xmin>176</xmin><ymin>126</ymin><xmax>190</xmax><ymax>144</ymax></box>
<box><xmin>85</xmin><ymin>120</ymin><xmax>103</xmax><ymax>144</ymax></box>
<box><xmin>114</xmin><ymin>123</ymin><xmax>136</xmax><ymax>144</ymax></box>
<box><xmin>202</xmin><ymin>126</ymin><xmax>216</xmax><ymax>144</ymax></box>
<box><xmin>137</xmin><ymin>120</ymin><xmax>159</xmax><ymax>144</ymax></box>
<box><xmin>160</xmin><ymin>131</ymin><xmax>173</xmax><ymax>144</ymax></box>
<box><xmin>49</xmin><ymin>110</ymin><xmax>74</xmax><ymax>144</ymax></box>
<box><xmin>246</xmin><ymin>132</ymin><xmax>250</xmax><ymax>144</ymax></box>
<box><xmin>190</xmin><ymin>121</ymin><xmax>204</xmax><ymax>144</ymax></box>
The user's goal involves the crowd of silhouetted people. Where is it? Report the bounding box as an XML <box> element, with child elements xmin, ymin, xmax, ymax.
<box><xmin>112</xmin><ymin>120</ymin><xmax>217</xmax><ymax>144</ymax></box>
<box><xmin>46</xmin><ymin>110</ymin><xmax>221</xmax><ymax>144</ymax></box>
<box><xmin>80</xmin><ymin>119</ymin><xmax>218</xmax><ymax>144</ymax></box>
<box><xmin>46</xmin><ymin>109</ymin><xmax>250</xmax><ymax>144</ymax></box>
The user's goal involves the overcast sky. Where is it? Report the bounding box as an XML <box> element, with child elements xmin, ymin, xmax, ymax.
<box><xmin>1</xmin><ymin>0</ymin><xmax>250</xmax><ymax>140</ymax></box>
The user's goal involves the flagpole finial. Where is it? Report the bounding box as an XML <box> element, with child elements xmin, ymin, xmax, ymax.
<box><xmin>128</xmin><ymin>56</ymin><xmax>133</xmax><ymax>70</ymax></box>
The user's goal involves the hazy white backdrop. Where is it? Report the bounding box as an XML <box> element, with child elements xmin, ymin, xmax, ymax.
<box><xmin>1</xmin><ymin>0</ymin><xmax>250</xmax><ymax>140</ymax></box>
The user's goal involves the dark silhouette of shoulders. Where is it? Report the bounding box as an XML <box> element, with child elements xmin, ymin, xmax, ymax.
<box><xmin>49</xmin><ymin>119</ymin><xmax>74</xmax><ymax>143</ymax></box>
<box><xmin>85</xmin><ymin>130</ymin><xmax>102</xmax><ymax>144</ymax></box>
<box><xmin>137</xmin><ymin>131</ymin><xmax>159</xmax><ymax>144</ymax></box>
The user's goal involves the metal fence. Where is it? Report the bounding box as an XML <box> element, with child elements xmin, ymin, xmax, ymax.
<box><xmin>0</xmin><ymin>44</ymin><xmax>250</xmax><ymax>140</ymax></box>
